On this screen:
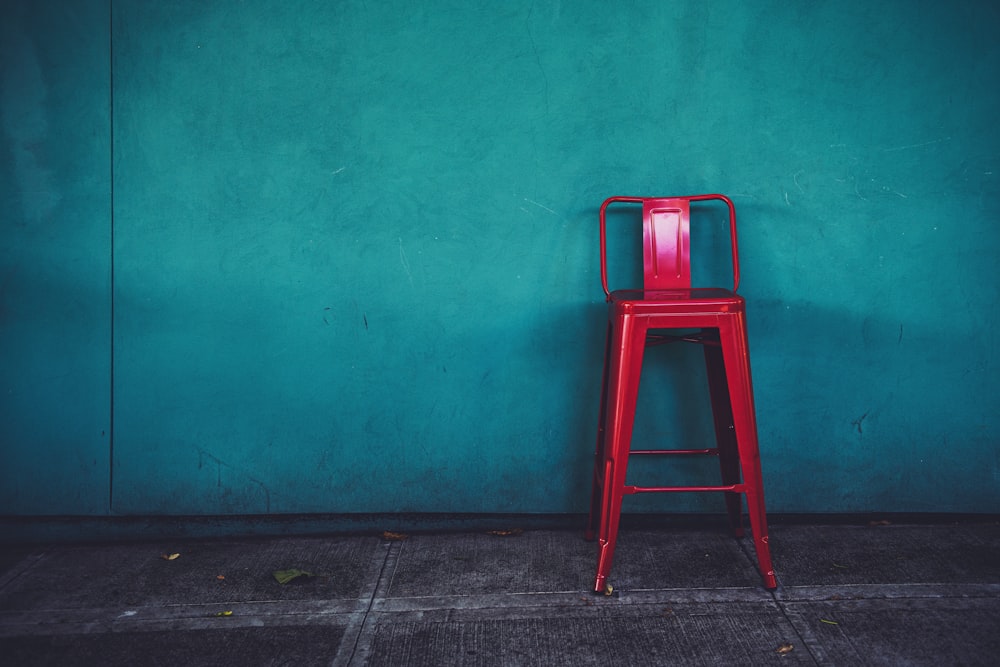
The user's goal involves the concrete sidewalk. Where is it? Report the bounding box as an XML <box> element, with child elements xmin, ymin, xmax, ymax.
<box><xmin>1</xmin><ymin>518</ymin><xmax>998</xmax><ymax>665</ymax></box>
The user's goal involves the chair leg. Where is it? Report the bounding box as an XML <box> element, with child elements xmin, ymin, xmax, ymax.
<box><xmin>719</xmin><ymin>316</ymin><xmax>777</xmax><ymax>590</ymax></box>
<box><xmin>586</xmin><ymin>322</ymin><xmax>613</xmax><ymax>541</ymax></box>
<box><xmin>593</xmin><ymin>314</ymin><xmax>647</xmax><ymax>593</ymax></box>
<box><xmin>703</xmin><ymin>332</ymin><xmax>744</xmax><ymax>538</ymax></box>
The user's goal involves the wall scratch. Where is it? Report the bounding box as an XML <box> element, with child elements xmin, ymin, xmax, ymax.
<box><xmin>793</xmin><ymin>170</ymin><xmax>805</xmax><ymax>193</ymax></box>
<box><xmin>881</xmin><ymin>137</ymin><xmax>951</xmax><ymax>152</ymax></box>
<box><xmin>196</xmin><ymin>448</ymin><xmax>272</xmax><ymax>513</ymax></box>
<box><xmin>398</xmin><ymin>237</ymin><xmax>414</xmax><ymax>287</ymax></box>
<box><xmin>851</xmin><ymin>411</ymin><xmax>870</xmax><ymax>436</ymax></box>
<box><xmin>524</xmin><ymin>198</ymin><xmax>557</xmax><ymax>214</ymax></box>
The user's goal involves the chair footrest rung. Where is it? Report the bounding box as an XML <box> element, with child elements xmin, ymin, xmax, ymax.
<box><xmin>623</xmin><ymin>484</ymin><xmax>744</xmax><ymax>494</ymax></box>
<box><xmin>630</xmin><ymin>448</ymin><xmax>718</xmax><ymax>456</ymax></box>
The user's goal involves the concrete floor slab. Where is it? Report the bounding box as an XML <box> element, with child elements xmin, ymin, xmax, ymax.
<box><xmin>602</xmin><ymin>527</ymin><xmax>767</xmax><ymax>592</ymax></box>
<box><xmin>0</xmin><ymin>536</ymin><xmax>384</xmax><ymax>612</ymax></box>
<box><xmin>770</xmin><ymin>522</ymin><xmax>1000</xmax><ymax>588</ymax></box>
<box><xmin>365</xmin><ymin>602</ymin><xmax>811</xmax><ymax>667</ymax></box>
<box><xmin>384</xmin><ymin>530</ymin><xmax>594</xmax><ymax>597</ymax></box>
<box><xmin>0</xmin><ymin>520</ymin><xmax>997</xmax><ymax>665</ymax></box>
<box><xmin>0</xmin><ymin>624</ymin><xmax>348</xmax><ymax>667</ymax></box>
<box><xmin>782</xmin><ymin>597</ymin><xmax>1000</xmax><ymax>666</ymax></box>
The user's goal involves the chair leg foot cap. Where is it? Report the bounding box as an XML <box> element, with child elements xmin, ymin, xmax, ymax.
<box><xmin>592</xmin><ymin>580</ymin><xmax>614</xmax><ymax>596</ymax></box>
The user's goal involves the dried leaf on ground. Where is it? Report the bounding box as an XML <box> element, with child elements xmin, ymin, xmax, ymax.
<box><xmin>776</xmin><ymin>643</ymin><xmax>794</xmax><ymax>654</ymax></box>
<box><xmin>487</xmin><ymin>528</ymin><xmax>523</xmax><ymax>537</ymax></box>
<box><xmin>160</xmin><ymin>553</ymin><xmax>180</xmax><ymax>561</ymax></box>
<box><xmin>273</xmin><ymin>569</ymin><xmax>314</xmax><ymax>584</ymax></box>
<box><xmin>213</xmin><ymin>610</ymin><xmax>233</xmax><ymax>617</ymax></box>
<box><xmin>381</xmin><ymin>531</ymin><xmax>408</xmax><ymax>541</ymax></box>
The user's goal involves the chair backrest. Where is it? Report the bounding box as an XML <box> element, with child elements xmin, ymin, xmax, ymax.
<box><xmin>599</xmin><ymin>194</ymin><xmax>740</xmax><ymax>298</ymax></box>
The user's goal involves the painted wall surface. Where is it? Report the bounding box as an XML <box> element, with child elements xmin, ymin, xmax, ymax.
<box><xmin>2</xmin><ymin>0</ymin><xmax>998</xmax><ymax>518</ymax></box>
<box><xmin>0</xmin><ymin>1</ymin><xmax>111</xmax><ymax>514</ymax></box>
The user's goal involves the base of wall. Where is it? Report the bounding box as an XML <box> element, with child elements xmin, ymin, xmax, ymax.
<box><xmin>1</xmin><ymin>512</ymin><xmax>997</xmax><ymax>545</ymax></box>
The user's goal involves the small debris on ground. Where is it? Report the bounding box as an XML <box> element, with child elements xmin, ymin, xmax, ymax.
<box><xmin>273</xmin><ymin>569</ymin><xmax>314</xmax><ymax>584</ymax></box>
<box><xmin>381</xmin><ymin>531</ymin><xmax>408</xmax><ymax>541</ymax></box>
<box><xmin>776</xmin><ymin>642</ymin><xmax>794</xmax><ymax>654</ymax></box>
<box><xmin>160</xmin><ymin>553</ymin><xmax>180</xmax><ymax>561</ymax></box>
<box><xmin>487</xmin><ymin>528</ymin><xmax>523</xmax><ymax>537</ymax></box>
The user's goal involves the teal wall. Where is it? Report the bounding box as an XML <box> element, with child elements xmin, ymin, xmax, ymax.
<box><xmin>1</xmin><ymin>0</ymin><xmax>111</xmax><ymax>514</ymax></box>
<box><xmin>3</xmin><ymin>0</ymin><xmax>998</xmax><ymax>520</ymax></box>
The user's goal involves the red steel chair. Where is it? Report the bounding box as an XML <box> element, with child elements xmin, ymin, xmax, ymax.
<box><xmin>585</xmin><ymin>194</ymin><xmax>777</xmax><ymax>593</ymax></box>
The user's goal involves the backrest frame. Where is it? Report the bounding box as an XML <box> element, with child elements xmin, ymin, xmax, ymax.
<box><xmin>599</xmin><ymin>194</ymin><xmax>740</xmax><ymax>298</ymax></box>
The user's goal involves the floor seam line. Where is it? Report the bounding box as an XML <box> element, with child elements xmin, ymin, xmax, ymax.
<box><xmin>736</xmin><ymin>537</ymin><xmax>826</xmax><ymax>665</ymax></box>
<box><xmin>0</xmin><ymin>551</ymin><xmax>48</xmax><ymax>593</ymax></box>
<box><xmin>332</xmin><ymin>540</ymin><xmax>399</xmax><ymax>667</ymax></box>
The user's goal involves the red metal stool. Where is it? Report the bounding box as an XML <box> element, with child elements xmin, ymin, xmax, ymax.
<box><xmin>585</xmin><ymin>194</ymin><xmax>777</xmax><ymax>593</ymax></box>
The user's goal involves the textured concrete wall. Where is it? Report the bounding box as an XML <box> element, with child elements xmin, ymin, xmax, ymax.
<box><xmin>1</xmin><ymin>0</ymin><xmax>111</xmax><ymax>514</ymax></box>
<box><xmin>2</xmin><ymin>0</ymin><xmax>998</xmax><ymax>518</ymax></box>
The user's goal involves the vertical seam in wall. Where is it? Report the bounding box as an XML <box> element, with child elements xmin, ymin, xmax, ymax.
<box><xmin>108</xmin><ymin>0</ymin><xmax>116</xmax><ymax>515</ymax></box>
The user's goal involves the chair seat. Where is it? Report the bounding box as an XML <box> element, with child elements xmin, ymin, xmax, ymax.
<box><xmin>610</xmin><ymin>287</ymin><xmax>740</xmax><ymax>301</ymax></box>
<box><xmin>609</xmin><ymin>288</ymin><xmax>744</xmax><ymax>315</ymax></box>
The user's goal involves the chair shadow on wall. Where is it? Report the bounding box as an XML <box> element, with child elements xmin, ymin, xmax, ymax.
<box><xmin>737</xmin><ymin>199</ymin><xmax>940</xmax><ymax>508</ymax></box>
<box><xmin>744</xmin><ymin>293</ymin><xmax>937</xmax><ymax>510</ymax></box>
